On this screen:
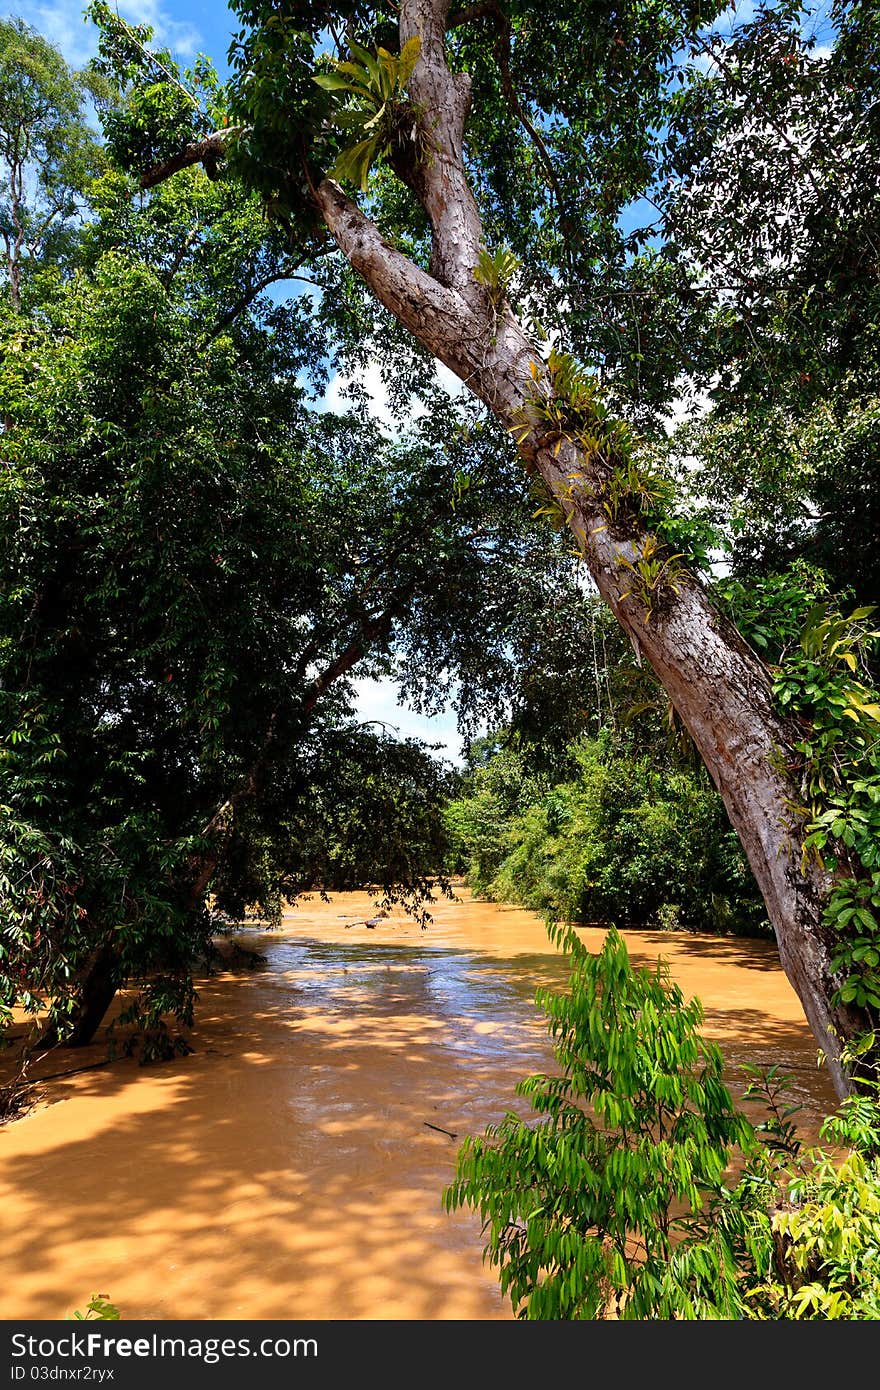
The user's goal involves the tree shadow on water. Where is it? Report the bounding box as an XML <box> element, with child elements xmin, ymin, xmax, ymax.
<box><xmin>0</xmin><ymin>950</ymin><xmax>555</xmax><ymax>1321</ymax></box>
<box><xmin>0</xmin><ymin>932</ymin><xmax>838</xmax><ymax>1321</ymax></box>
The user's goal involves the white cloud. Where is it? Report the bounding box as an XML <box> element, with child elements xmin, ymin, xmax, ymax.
<box><xmin>124</xmin><ymin>0</ymin><xmax>200</xmax><ymax>55</ymax></box>
<box><xmin>321</xmin><ymin>356</ymin><xmax>466</xmax><ymax>430</ymax></box>
<box><xmin>15</xmin><ymin>2</ymin><xmax>97</xmax><ymax>66</ymax></box>
<box><xmin>663</xmin><ymin>381</ymin><xmax>713</xmax><ymax>436</ymax></box>
<box><xmin>17</xmin><ymin>0</ymin><xmax>201</xmax><ymax>67</ymax></box>
<box><xmin>352</xmin><ymin>677</ymin><xmax>464</xmax><ymax>764</ymax></box>
<box><xmin>322</xmin><ymin>359</ymin><xmax>396</xmax><ymax>430</ymax></box>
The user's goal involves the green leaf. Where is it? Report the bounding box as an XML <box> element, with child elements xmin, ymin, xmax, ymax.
<box><xmin>398</xmin><ymin>35</ymin><xmax>422</xmax><ymax>86</ymax></box>
<box><xmin>329</xmin><ymin>135</ymin><xmax>379</xmax><ymax>191</ymax></box>
<box><xmin>312</xmin><ymin>72</ymin><xmax>358</xmax><ymax>91</ymax></box>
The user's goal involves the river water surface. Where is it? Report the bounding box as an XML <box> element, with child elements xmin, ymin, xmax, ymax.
<box><xmin>0</xmin><ymin>891</ymin><xmax>838</xmax><ymax>1320</ymax></box>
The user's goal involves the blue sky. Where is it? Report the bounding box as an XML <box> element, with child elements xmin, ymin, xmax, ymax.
<box><xmin>14</xmin><ymin>0</ymin><xmax>229</xmax><ymax>68</ymax></box>
<box><xmin>13</xmin><ymin>0</ymin><xmax>468</xmax><ymax>760</ymax></box>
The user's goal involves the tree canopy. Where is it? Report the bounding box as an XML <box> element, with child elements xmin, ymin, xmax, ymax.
<box><xmin>1</xmin><ymin>15</ymin><xmax>608</xmax><ymax>1054</ymax></box>
<box><xmin>3</xmin><ymin>1</ymin><xmax>880</xmax><ymax>1092</ymax></box>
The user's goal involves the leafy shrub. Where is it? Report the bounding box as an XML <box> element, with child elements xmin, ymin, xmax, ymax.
<box><xmin>68</xmin><ymin>1294</ymin><xmax>120</xmax><ymax>1321</ymax></box>
<box><xmin>445</xmin><ymin>926</ymin><xmax>755</xmax><ymax>1318</ymax></box>
<box><xmin>739</xmin><ymin>1049</ymin><xmax>880</xmax><ymax>1320</ymax></box>
<box><xmin>446</xmin><ymin>929</ymin><xmax>880</xmax><ymax>1320</ymax></box>
<box><xmin>447</xmin><ymin>733</ymin><xmax>766</xmax><ymax>934</ymax></box>
<box><xmin>443</xmin><ymin>744</ymin><xmax>548</xmax><ymax>892</ymax></box>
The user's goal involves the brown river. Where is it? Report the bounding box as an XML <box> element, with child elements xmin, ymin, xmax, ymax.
<box><xmin>0</xmin><ymin>891</ymin><xmax>838</xmax><ymax>1321</ymax></box>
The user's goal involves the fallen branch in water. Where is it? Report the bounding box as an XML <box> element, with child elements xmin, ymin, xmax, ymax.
<box><xmin>28</xmin><ymin>1057</ymin><xmax>118</xmax><ymax>1084</ymax></box>
<box><xmin>424</xmin><ymin>1121</ymin><xmax>458</xmax><ymax>1140</ymax></box>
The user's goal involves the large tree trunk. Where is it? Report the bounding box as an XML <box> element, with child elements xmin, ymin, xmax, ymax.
<box><xmin>40</xmin><ymin>943</ymin><xmax>118</xmax><ymax>1049</ymax></box>
<box><xmin>64</xmin><ymin>944</ymin><xmax>119</xmax><ymax>1046</ymax></box>
<box><xmin>307</xmin><ymin>0</ymin><xmax>868</xmax><ymax>1097</ymax></box>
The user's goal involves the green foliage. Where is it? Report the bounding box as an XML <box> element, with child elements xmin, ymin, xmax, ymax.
<box><xmin>601</xmin><ymin>451</ymin><xmax>675</xmax><ymax>529</ymax></box>
<box><xmin>0</xmin><ymin>22</ymin><xmax>601</xmax><ymax>1052</ymax></box>
<box><xmin>512</xmin><ymin>350</ymin><xmax>629</xmax><ymax>465</ymax></box>
<box><xmin>445</xmin><ymin>927</ymin><xmax>754</xmax><ymax>1319</ymax></box>
<box><xmin>223</xmin><ymin>0</ymin><xmax>730</xmax><ymax>404</ymax></box>
<box><xmin>676</xmin><ymin>398</ymin><xmax>880</xmax><ymax>614</ymax></box>
<box><xmin>656</xmin><ymin>4</ymin><xmax>880</xmax><ymax>614</ymax></box>
<box><xmin>445</xmin><ymin>0</ymin><xmax>729</xmax><ymax>408</ymax></box>
<box><xmin>513</xmin><ymin>350</ymin><xmax>702</xmax><ymax>608</ymax></box>
<box><xmin>0</xmin><ymin>17</ymin><xmax>105</xmax><ymax>304</ymax></box>
<box><xmin>313</xmin><ymin>34</ymin><xmax>422</xmax><ymax>191</ymax></box>
<box><xmin>714</xmin><ymin>562</ymin><xmax>834</xmax><ymax>665</ymax></box>
<box><xmin>226</xmin><ymin>16</ymin><xmax>337</xmax><ymax>234</ymax></box>
<box><xmin>0</xmin><ymin>240</ymin><xmax>520</xmax><ymax>1047</ymax></box>
<box><xmin>68</xmin><ymin>1294</ymin><xmax>120</xmax><ymax>1321</ymax></box>
<box><xmin>448</xmin><ymin>934</ymin><xmax>880</xmax><ymax>1320</ymax></box>
<box><xmin>712</xmin><ymin>546</ymin><xmax>880</xmax><ymax>1043</ymax></box>
<box><xmin>771</xmin><ymin>601</ymin><xmax>880</xmax><ymax>1015</ymax></box>
<box><xmin>758</xmin><ymin>1149</ymin><xmax>880</xmax><ymax>1319</ymax></box>
<box><xmin>211</xmin><ymin>728</ymin><xmax>460</xmax><ymax>927</ymax></box>
<box><xmin>737</xmin><ymin>1050</ymin><xmax>880</xmax><ymax>1320</ymax></box>
<box><xmin>472</xmin><ymin>243</ymin><xmax>521</xmax><ymax>306</ymax></box>
<box><xmin>447</xmin><ymin>733</ymin><xmax>766</xmax><ymax>935</ymax></box>
<box><xmin>661</xmin><ymin>3</ymin><xmax>880</xmax><ymax>418</ymax></box>
<box><xmin>617</xmin><ymin>534</ymin><xmax>686</xmax><ymax>622</ymax></box>
<box><xmin>86</xmin><ymin>2</ymin><xmax>226</xmax><ymax>178</ymax></box>
<box><xmin>444</xmin><ymin>744</ymin><xmax>547</xmax><ymax>889</ymax></box>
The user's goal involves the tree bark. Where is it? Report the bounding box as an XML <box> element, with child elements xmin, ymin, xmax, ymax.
<box><xmin>306</xmin><ymin>0</ymin><xmax>867</xmax><ymax>1097</ymax></box>
<box><xmin>140</xmin><ymin>131</ymin><xmax>232</xmax><ymax>189</ymax></box>
<box><xmin>39</xmin><ymin>943</ymin><xmax>118</xmax><ymax>1049</ymax></box>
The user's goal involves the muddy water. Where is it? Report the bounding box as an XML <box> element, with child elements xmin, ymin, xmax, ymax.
<box><xmin>0</xmin><ymin>892</ymin><xmax>837</xmax><ymax>1321</ymax></box>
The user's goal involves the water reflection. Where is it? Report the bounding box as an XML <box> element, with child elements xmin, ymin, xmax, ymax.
<box><xmin>0</xmin><ymin>890</ymin><xmax>838</xmax><ymax>1320</ymax></box>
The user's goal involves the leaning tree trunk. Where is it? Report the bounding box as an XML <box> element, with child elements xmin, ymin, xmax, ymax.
<box><xmin>39</xmin><ymin>942</ymin><xmax>119</xmax><ymax>1049</ymax></box>
<box><xmin>51</xmin><ymin>608</ymin><xmax>402</xmax><ymax>1047</ymax></box>
<box><xmin>307</xmin><ymin>0</ymin><xmax>867</xmax><ymax>1098</ymax></box>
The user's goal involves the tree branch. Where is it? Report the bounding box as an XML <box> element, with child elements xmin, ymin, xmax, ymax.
<box><xmin>445</xmin><ymin>2</ymin><xmax>583</xmax><ymax>272</ymax></box>
<box><xmin>397</xmin><ymin>0</ymin><xmax>485</xmax><ymax>298</ymax></box>
<box><xmin>161</xmin><ymin>222</ymin><xmax>201</xmax><ymax>288</ymax></box>
<box><xmin>447</xmin><ymin>2</ymin><xmax>504</xmax><ymax>29</ymax></box>
<box><xmin>489</xmin><ymin>17</ymin><xmax>577</xmax><ymax>268</ymax></box>
<box><xmin>205</xmin><ymin>268</ymin><xmax>296</xmax><ymax>339</ymax></box>
<box><xmin>313</xmin><ymin>176</ymin><xmax>487</xmax><ymax>387</ymax></box>
<box><xmin>140</xmin><ymin>130</ymin><xmax>234</xmax><ymax>190</ymax></box>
